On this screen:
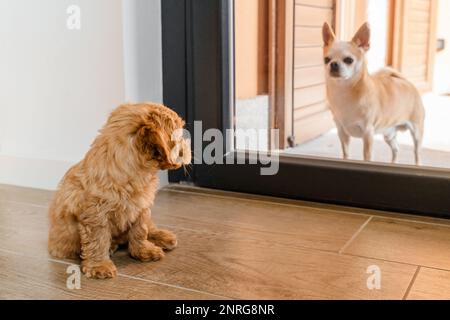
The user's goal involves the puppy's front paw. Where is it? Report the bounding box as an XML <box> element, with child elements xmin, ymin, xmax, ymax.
<box><xmin>130</xmin><ymin>241</ymin><xmax>165</xmax><ymax>262</ymax></box>
<box><xmin>149</xmin><ymin>229</ymin><xmax>178</xmax><ymax>251</ymax></box>
<box><xmin>81</xmin><ymin>260</ymin><xmax>117</xmax><ymax>279</ymax></box>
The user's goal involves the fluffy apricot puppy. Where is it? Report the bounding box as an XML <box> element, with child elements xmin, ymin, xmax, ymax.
<box><xmin>48</xmin><ymin>103</ymin><xmax>191</xmax><ymax>279</ymax></box>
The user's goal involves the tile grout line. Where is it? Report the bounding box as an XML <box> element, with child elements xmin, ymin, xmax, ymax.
<box><xmin>0</xmin><ymin>247</ymin><xmax>232</xmax><ymax>300</ymax></box>
<box><xmin>338</xmin><ymin>216</ymin><xmax>373</xmax><ymax>255</ymax></box>
<box><xmin>117</xmin><ymin>273</ymin><xmax>233</xmax><ymax>300</ymax></box>
<box><xmin>402</xmin><ymin>266</ymin><xmax>421</xmax><ymax>300</ymax></box>
<box><xmin>0</xmin><ymin>247</ymin><xmax>77</xmax><ymax>266</ymax></box>
<box><xmin>342</xmin><ymin>251</ymin><xmax>450</xmax><ymax>273</ymax></box>
<box><xmin>159</xmin><ymin>220</ymin><xmax>425</xmax><ymax>265</ymax></box>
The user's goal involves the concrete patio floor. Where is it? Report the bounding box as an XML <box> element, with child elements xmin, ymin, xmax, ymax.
<box><xmin>288</xmin><ymin>94</ymin><xmax>450</xmax><ymax>170</ymax></box>
<box><xmin>236</xmin><ymin>94</ymin><xmax>450</xmax><ymax>170</ymax></box>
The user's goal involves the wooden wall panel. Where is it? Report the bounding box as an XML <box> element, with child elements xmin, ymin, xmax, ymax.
<box><xmin>392</xmin><ymin>0</ymin><xmax>438</xmax><ymax>91</ymax></box>
<box><xmin>296</xmin><ymin>0</ymin><xmax>333</xmax><ymax>6</ymax></box>
<box><xmin>293</xmin><ymin>110</ymin><xmax>334</xmax><ymax>145</ymax></box>
<box><xmin>295</xmin><ymin>5</ymin><xmax>333</xmax><ymax>26</ymax></box>
<box><xmin>295</xmin><ymin>27</ymin><xmax>326</xmax><ymax>47</ymax></box>
<box><xmin>294</xmin><ymin>84</ymin><xmax>326</xmax><ymax>108</ymax></box>
<box><xmin>235</xmin><ymin>0</ymin><xmax>269</xmax><ymax>99</ymax></box>
<box><xmin>292</xmin><ymin>1</ymin><xmax>335</xmax><ymax>145</ymax></box>
<box><xmin>294</xmin><ymin>47</ymin><xmax>324</xmax><ymax>67</ymax></box>
<box><xmin>270</xmin><ymin>0</ymin><xmax>294</xmax><ymax>150</ymax></box>
<box><xmin>294</xmin><ymin>66</ymin><xmax>325</xmax><ymax>88</ymax></box>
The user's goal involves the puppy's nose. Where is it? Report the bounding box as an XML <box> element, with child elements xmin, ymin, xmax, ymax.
<box><xmin>330</xmin><ymin>62</ymin><xmax>339</xmax><ymax>72</ymax></box>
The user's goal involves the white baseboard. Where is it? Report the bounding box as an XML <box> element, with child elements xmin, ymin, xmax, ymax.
<box><xmin>0</xmin><ymin>155</ymin><xmax>169</xmax><ymax>191</ymax></box>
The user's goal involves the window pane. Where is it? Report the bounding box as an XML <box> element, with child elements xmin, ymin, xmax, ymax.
<box><xmin>234</xmin><ymin>0</ymin><xmax>450</xmax><ymax>170</ymax></box>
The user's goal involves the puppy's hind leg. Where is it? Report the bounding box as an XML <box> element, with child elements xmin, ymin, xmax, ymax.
<box><xmin>48</xmin><ymin>212</ymin><xmax>81</xmax><ymax>260</ymax></box>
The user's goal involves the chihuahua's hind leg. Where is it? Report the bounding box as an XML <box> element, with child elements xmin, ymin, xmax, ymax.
<box><xmin>410</xmin><ymin>124</ymin><xmax>423</xmax><ymax>166</ymax></box>
<box><xmin>384</xmin><ymin>130</ymin><xmax>399</xmax><ymax>164</ymax></box>
<box><xmin>363</xmin><ymin>130</ymin><xmax>374</xmax><ymax>162</ymax></box>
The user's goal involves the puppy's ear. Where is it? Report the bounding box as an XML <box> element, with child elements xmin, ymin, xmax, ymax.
<box><xmin>322</xmin><ymin>22</ymin><xmax>336</xmax><ymax>47</ymax></box>
<box><xmin>138</xmin><ymin>126</ymin><xmax>173</xmax><ymax>168</ymax></box>
<box><xmin>352</xmin><ymin>22</ymin><xmax>371</xmax><ymax>51</ymax></box>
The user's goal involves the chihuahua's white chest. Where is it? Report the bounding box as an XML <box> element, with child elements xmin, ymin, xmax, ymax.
<box><xmin>328</xmin><ymin>100</ymin><xmax>368</xmax><ymax>138</ymax></box>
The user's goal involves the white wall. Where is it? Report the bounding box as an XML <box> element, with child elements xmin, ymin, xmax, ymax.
<box><xmin>0</xmin><ymin>0</ymin><xmax>167</xmax><ymax>190</ymax></box>
<box><xmin>122</xmin><ymin>0</ymin><xmax>167</xmax><ymax>187</ymax></box>
<box><xmin>366</xmin><ymin>0</ymin><xmax>388</xmax><ymax>73</ymax></box>
<box><xmin>123</xmin><ymin>0</ymin><xmax>163</xmax><ymax>103</ymax></box>
<box><xmin>433</xmin><ymin>0</ymin><xmax>450</xmax><ymax>94</ymax></box>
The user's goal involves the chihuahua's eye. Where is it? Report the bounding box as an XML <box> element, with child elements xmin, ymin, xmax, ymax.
<box><xmin>344</xmin><ymin>57</ymin><xmax>354</xmax><ymax>65</ymax></box>
<box><xmin>324</xmin><ymin>57</ymin><xmax>331</xmax><ymax>65</ymax></box>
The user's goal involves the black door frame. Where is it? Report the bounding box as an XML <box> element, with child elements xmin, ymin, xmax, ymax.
<box><xmin>162</xmin><ymin>0</ymin><xmax>450</xmax><ymax>218</ymax></box>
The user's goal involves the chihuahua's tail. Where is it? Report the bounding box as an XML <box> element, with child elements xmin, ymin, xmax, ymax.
<box><xmin>376</xmin><ymin>67</ymin><xmax>406</xmax><ymax>80</ymax></box>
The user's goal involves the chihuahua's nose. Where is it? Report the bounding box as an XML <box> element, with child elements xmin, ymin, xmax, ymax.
<box><xmin>330</xmin><ymin>62</ymin><xmax>339</xmax><ymax>72</ymax></box>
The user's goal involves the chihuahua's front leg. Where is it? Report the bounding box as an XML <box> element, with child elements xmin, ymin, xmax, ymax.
<box><xmin>363</xmin><ymin>130</ymin><xmax>374</xmax><ymax>162</ymax></box>
<box><xmin>337</xmin><ymin>125</ymin><xmax>350</xmax><ymax>160</ymax></box>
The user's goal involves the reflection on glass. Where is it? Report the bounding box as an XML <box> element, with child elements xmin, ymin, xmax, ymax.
<box><xmin>234</xmin><ymin>0</ymin><xmax>450</xmax><ymax>170</ymax></box>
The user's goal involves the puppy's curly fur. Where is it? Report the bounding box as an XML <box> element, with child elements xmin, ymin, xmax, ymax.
<box><xmin>48</xmin><ymin>103</ymin><xmax>191</xmax><ymax>279</ymax></box>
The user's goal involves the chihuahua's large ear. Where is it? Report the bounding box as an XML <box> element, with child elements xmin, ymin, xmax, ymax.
<box><xmin>322</xmin><ymin>22</ymin><xmax>336</xmax><ymax>47</ymax></box>
<box><xmin>352</xmin><ymin>22</ymin><xmax>371</xmax><ymax>51</ymax></box>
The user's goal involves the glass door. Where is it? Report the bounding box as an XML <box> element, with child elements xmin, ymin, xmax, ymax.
<box><xmin>162</xmin><ymin>0</ymin><xmax>450</xmax><ymax>218</ymax></box>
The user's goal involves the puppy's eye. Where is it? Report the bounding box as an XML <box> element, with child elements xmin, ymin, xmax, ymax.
<box><xmin>344</xmin><ymin>57</ymin><xmax>354</xmax><ymax>64</ymax></box>
<box><xmin>151</xmin><ymin>148</ymin><xmax>162</xmax><ymax>159</ymax></box>
<box><xmin>324</xmin><ymin>57</ymin><xmax>331</xmax><ymax>65</ymax></box>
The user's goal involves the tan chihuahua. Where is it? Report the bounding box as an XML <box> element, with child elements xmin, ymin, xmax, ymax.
<box><xmin>322</xmin><ymin>22</ymin><xmax>425</xmax><ymax>164</ymax></box>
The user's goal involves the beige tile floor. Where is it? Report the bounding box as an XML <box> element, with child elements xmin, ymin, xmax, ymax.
<box><xmin>0</xmin><ymin>184</ymin><xmax>449</xmax><ymax>300</ymax></box>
